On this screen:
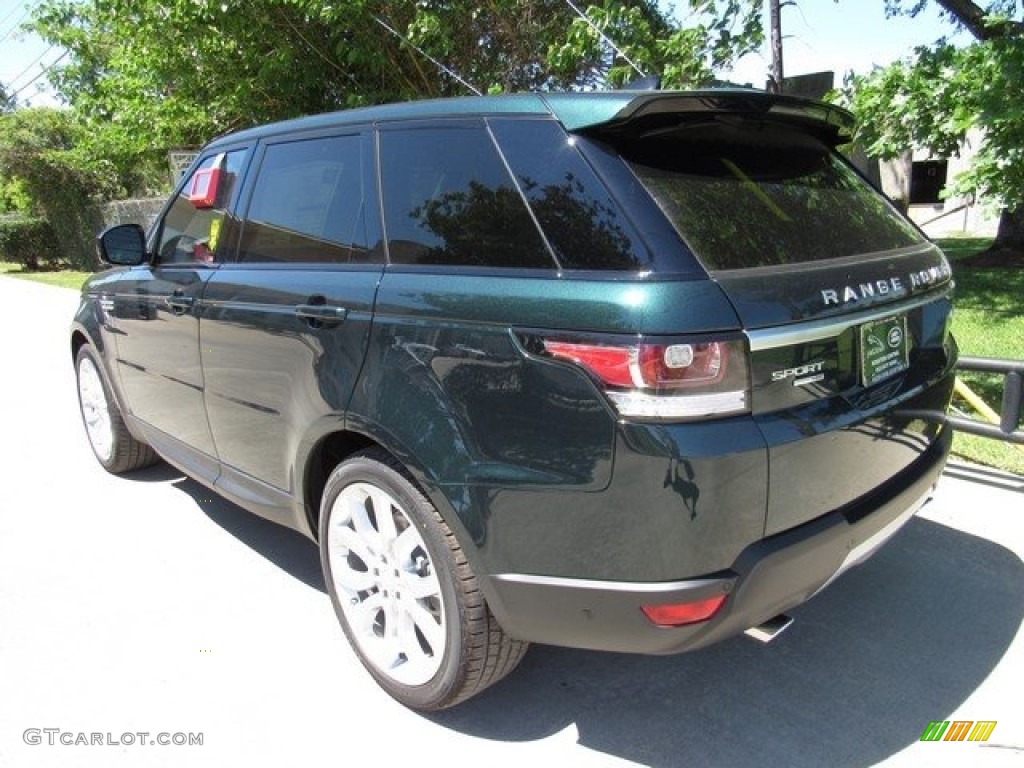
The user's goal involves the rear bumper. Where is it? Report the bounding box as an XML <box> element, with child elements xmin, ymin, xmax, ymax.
<box><xmin>481</xmin><ymin>425</ymin><xmax>951</xmax><ymax>654</ymax></box>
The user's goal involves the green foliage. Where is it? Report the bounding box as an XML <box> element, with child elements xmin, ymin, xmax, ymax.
<box><xmin>0</xmin><ymin>108</ymin><xmax>104</xmax><ymax>269</ymax></box>
<box><xmin>31</xmin><ymin>0</ymin><xmax>764</xmax><ymax>166</ymax></box>
<box><xmin>0</xmin><ymin>83</ymin><xmax>13</xmax><ymax>113</ymax></box>
<box><xmin>548</xmin><ymin>0</ymin><xmax>763</xmax><ymax>88</ymax></box>
<box><xmin>0</xmin><ymin>217</ymin><xmax>63</xmax><ymax>270</ymax></box>
<box><xmin>0</xmin><ymin>177</ymin><xmax>33</xmax><ymax>214</ymax></box>
<box><xmin>841</xmin><ymin>1</ymin><xmax>1024</xmax><ymax>211</ymax></box>
<box><xmin>21</xmin><ymin>1</ymin><xmax>764</xmax><ymax>266</ymax></box>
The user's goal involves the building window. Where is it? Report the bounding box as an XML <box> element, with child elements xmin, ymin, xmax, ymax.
<box><xmin>910</xmin><ymin>160</ymin><xmax>948</xmax><ymax>205</ymax></box>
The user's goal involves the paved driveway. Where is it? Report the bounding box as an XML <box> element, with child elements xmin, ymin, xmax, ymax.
<box><xmin>0</xmin><ymin>275</ymin><xmax>1021</xmax><ymax>767</ymax></box>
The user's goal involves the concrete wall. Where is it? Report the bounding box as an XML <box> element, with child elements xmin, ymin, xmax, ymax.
<box><xmin>99</xmin><ymin>197</ymin><xmax>166</xmax><ymax>232</ymax></box>
<box><xmin>876</xmin><ymin>130</ymin><xmax>999</xmax><ymax>239</ymax></box>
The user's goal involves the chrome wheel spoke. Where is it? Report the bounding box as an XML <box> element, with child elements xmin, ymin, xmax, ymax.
<box><xmin>402</xmin><ymin>600</ymin><xmax>444</xmax><ymax>659</ymax></box>
<box><xmin>349</xmin><ymin>592</ymin><xmax>388</xmax><ymax>638</ymax></box>
<box><xmin>398</xmin><ymin>567</ymin><xmax>440</xmax><ymax>601</ymax></box>
<box><xmin>367</xmin><ymin>486</ymin><xmax>400</xmax><ymax>545</ymax></box>
<box><xmin>330</xmin><ymin>524</ymin><xmax>377</xmax><ymax>572</ymax></box>
<box><xmin>345</xmin><ymin>489</ymin><xmax>379</xmax><ymax>543</ymax></box>
<box><xmin>393</xmin><ymin>525</ymin><xmax>422</xmax><ymax>564</ymax></box>
<box><xmin>328</xmin><ymin>479</ymin><xmax>447</xmax><ymax>687</ymax></box>
<box><xmin>78</xmin><ymin>357</ymin><xmax>114</xmax><ymax>461</ymax></box>
<box><xmin>330</xmin><ymin>556</ymin><xmax>377</xmax><ymax>594</ymax></box>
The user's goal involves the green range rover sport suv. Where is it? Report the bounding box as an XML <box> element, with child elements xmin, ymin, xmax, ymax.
<box><xmin>72</xmin><ymin>89</ymin><xmax>956</xmax><ymax>710</ymax></box>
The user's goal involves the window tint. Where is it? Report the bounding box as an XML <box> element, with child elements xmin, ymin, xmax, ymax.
<box><xmin>379</xmin><ymin>126</ymin><xmax>553</xmax><ymax>269</ymax></box>
<box><xmin>157</xmin><ymin>149</ymin><xmax>246</xmax><ymax>265</ymax></box>
<box><xmin>491</xmin><ymin>120</ymin><xmax>651</xmax><ymax>271</ymax></box>
<box><xmin>239</xmin><ymin>135</ymin><xmax>373</xmax><ymax>264</ymax></box>
<box><xmin>619</xmin><ymin>123</ymin><xmax>924</xmax><ymax>271</ymax></box>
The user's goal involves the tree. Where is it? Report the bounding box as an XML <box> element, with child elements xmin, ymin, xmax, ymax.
<box><xmin>0</xmin><ymin>108</ymin><xmax>107</xmax><ymax>268</ymax></box>
<box><xmin>842</xmin><ymin>1</ymin><xmax>1024</xmax><ymax>263</ymax></box>
<box><xmin>31</xmin><ymin>1</ymin><xmax>763</xmax><ymax>190</ymax></box>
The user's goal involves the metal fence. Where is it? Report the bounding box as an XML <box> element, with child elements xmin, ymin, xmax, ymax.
<box><xmin>949</xmin><ymin>357</ymin><xmax>1024</xmax><ymax>445</ymax></box>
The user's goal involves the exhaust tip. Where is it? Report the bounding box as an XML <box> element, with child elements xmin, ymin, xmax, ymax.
<box><xmin>744</xmin><ymin>614</ymin><xmax>794</xmax><ymax>643</ymax></box>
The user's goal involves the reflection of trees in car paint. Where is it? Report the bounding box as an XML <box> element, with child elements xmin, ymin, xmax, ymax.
<box><xmin>376</xmin><ymin>324</ymin><xmax>612</xmax><ymax>488</ymax></box>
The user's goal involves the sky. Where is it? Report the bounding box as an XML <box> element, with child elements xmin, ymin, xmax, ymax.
<box><xmin>0</xmin><ymin>0</ymin><xmax>972</xmax><ymax>107</ymax></box>
<box><xmin>715</xmin><ymin>0</ymin><xmax>970</xmax><ymax>87</ymax></box>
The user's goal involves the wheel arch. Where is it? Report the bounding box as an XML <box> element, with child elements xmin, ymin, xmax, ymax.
<box><xmin>70</xmin><ymin>321</ymin><xmax>133</xmax><ymax>425</ymax></box>
<box><xmin>70</xmin><ymin>322</ymin><xmax>100</xmax><ymax>362</ymax></box>
<box><xmin>70</xmin><ymin>327</ymin><xmax>90</xmax><ymax>361</ymax></box>
<box><xmin>299</xmin><ymin>424</ymin><xmax>478</xmax><ymax>563</ymax></box>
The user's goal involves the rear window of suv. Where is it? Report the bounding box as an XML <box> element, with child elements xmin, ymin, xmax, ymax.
<box><xmin>619</xmin><ymin>121</ymin><xmax>925</xmax><ymax>271</ymax></box>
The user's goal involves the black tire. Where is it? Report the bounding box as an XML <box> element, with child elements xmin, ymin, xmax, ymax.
<box><xmin>75</xmin><ymin>344</ymin><xmax>159</xmax><ymax>474</ymax></box>
<box><xmin>319</xmin><ymin>448</ymin><xmax>527</xmax><ymax>710</ymax></box>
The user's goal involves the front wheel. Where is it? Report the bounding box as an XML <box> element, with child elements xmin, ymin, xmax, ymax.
<box><xmin>75</xmin><ymin>345</ymin><xmax>158</xmax><ymax>474</ymax></box>
<box><xmin>319</xmin><ymin>449</ymin><xmax>527</xmax><ymax>710</ymax></box>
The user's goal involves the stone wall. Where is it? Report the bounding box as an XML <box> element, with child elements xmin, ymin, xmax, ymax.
<box><xmin>99</xmin><ymin>197</ymin><xmax>166</xmax><ymax>231</ymax></box>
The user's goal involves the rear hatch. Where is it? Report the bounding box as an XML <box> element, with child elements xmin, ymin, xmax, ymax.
<box><xmin>586</xmin><ymin>91</ymin><xmax>956</xmax><ymax>535</ymax></box>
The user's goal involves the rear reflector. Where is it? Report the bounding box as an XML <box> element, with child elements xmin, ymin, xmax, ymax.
<box><xmin>641</xmin><ymin>595</ymin><xmax>728</xmax><ymax>627</ymax></box>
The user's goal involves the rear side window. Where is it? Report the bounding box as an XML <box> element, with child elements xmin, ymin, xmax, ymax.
<box><xmin>620</xmin><ymin>123</ymin><xmax>924</xmax><ymax>271</ymax></box>
<box><xmin>239</xmin><ymin>134</ymin><xmax>375</xmax><ymax>264</ymax></box>
<box><xmin>379</xmin><ymin>125</ymin><xmax>554</xmax><ymax>269</ymax></box>
<box><xmin>491</xmin><ymin>120</ymin><xmax>650</xmax><ymax>271</ymax></box>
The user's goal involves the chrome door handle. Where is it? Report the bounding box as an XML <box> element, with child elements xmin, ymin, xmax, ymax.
<box><xmin>295</xmin><ymin>304</ymin><xmax>348</xmax><ymax>321</ymax></box>
<box><xmin>165</xmin><ymin>294</ymin><xmax>194</xmax><ymax>314</ymax></box>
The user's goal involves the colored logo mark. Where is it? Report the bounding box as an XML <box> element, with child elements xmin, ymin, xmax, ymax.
<box><xmin>920</xmin><ymin>720</ymin><xmax>997</xmax><ymax>742</ymax></box>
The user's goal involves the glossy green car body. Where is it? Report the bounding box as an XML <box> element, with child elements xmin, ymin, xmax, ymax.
<box><xmin>72</xmin><ymin>89</ymin><xmax>956</xmax><ymax>667</ymax></box>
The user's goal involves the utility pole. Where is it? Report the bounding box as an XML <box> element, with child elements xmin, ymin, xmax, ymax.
<box><xmin>769</xmin><ymin>0</ymin><xmax>783</xmax><ymax>93</ymax></box>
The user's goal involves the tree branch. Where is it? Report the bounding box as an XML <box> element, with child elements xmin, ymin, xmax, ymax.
<box><xmin>935</xmin><ymin>0</ymin><xmax>1023</xmax><ymax>41</ymax></box>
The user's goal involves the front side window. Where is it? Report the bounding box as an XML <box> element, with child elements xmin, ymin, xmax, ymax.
<box><xmin>619</xmin><ymin>123</ymin><xmax>924</xmax><ymax>271</ymax></box>
<box><xmin>157</xmin><ymin>149</ymin><xmax>247</xmax><ymax>265</ymax></box>
<box><xmin>238</xmin><ymin>134</ymin><xmax>375</xmax><ymax>264</ymax></box>
<box><xmin>379</xmin><ymin>125</ymin><xmax>554</xmax><ymax>269</ymax></box>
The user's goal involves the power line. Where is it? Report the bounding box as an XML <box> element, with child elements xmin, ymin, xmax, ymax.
<box><xmin>0</xmin><ymin>0</ymin><xmax>42</xmax><ymax>45</ymax></box>
<box><xmin>0</xmin><ymin>1</ymin><xmax>28</xmax><ymax>30</ymax></box>
<box><xmin>5</xmin><ymin>41</ymin><xmax>55</xmax><ymax>89</ymax></box>
<box><xmin>372</xmin><ymin>14</ymin><xmax>482</xmax><ymax>96</ymax></box>
<box><xmin>561</xmin><ymin>0</ymin><xmax>646</xmax><ymax>79</ymax></box>
<box><xmin>9</xmin><ymin>48</ymin><xmax>67</xmax><ymax>100</ymax></box>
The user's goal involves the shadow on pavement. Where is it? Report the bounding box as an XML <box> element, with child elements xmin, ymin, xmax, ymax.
<box><xmin>164</xmin><ymin>469</ymin><xmax>1022</xmax><ymax>767</ymax></box>
<box><xmin>120</xmin><ymin>461</ymin><xmax>186</xmax><ymax>484</ymax></box>
<box><xmin>943</xmin><ymin>463</ymin><xmax>1024</xmax><ymax>493</ymax></box>
<box><xmin>172</xmin><ymin>475</ymin><xmax>326</xmax><ymax>593</ymax></box>
<box><xmin>431</xmin><ymin>518</ymin><xmax>1023</xmax><ymax>767</ymax></box>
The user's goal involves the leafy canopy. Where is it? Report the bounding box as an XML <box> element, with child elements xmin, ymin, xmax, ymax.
<box><xmin>30</xmin><ymin>0</ymin><xmax>764</xmax><ymax>170</ymax></box>
<box><xmin>842</xmin><ymin>1</ymin><xmax>1024</xmax><ymax>210</ymax></box>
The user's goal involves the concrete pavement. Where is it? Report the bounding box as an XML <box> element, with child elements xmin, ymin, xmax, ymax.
<box><xmin>0</xmin><ymin>274</ymin><xmax>1020</xmax><ymax>767</ymax></box>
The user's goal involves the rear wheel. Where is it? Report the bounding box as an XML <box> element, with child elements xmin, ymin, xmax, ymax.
<box><xmin>75</xmin><ymin>345</ymin><xmax>158</xmax><ymax>474</ymax></box>
<box><xmin>319</xmin><ymin>449</ymin><xmax>527</xmax><ymax>710</ymax></box>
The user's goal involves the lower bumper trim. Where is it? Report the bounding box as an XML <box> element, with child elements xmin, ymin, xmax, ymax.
<box><xmin>480</xmin><ymin>426</ymin><xmax>950</xmax><ymax>655</ymax></box>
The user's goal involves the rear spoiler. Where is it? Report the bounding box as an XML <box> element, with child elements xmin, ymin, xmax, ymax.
<box><xmin>542</xmin><ymin>89</ymin><xmax>855</xmax><ymax>146</ymax></box>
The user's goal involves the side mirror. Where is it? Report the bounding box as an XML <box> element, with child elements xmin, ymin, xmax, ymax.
<box><xmin>97</xmin><ymin>224</ymin><xmax>147</xmax><ymax>266</ymax></box>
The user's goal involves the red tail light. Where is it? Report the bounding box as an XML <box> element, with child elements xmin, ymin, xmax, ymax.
<box><xmin>538</xmin><ymin>337</ymin><xmax>749</xmax><ymax>421</ymax></box>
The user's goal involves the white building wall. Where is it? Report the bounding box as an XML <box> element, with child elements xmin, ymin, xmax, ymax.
<box><xmin>878</xmin><ymin>129</ymin><xmax>999</xmax><ymax>238</ymax></box>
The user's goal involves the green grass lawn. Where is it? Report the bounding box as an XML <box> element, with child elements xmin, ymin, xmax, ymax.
<box><xmin>935</xmin><ymin>237</ymin><xmax>1024</xmax><ymax>476</ymax></box>
<box><xmin>0</xmin><ymin>261</ymin><xmax>93</xmax><ymax>290</ymax></box>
